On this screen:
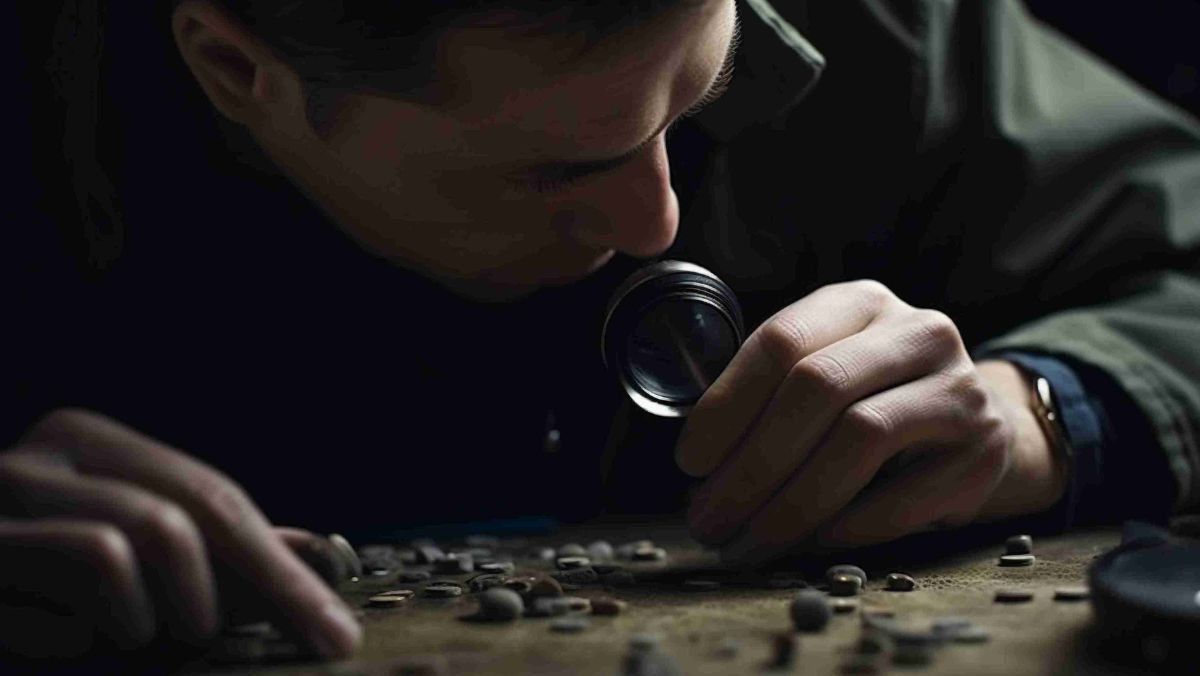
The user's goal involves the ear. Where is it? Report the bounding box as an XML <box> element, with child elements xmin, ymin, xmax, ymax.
<box><xmin>171</xmin><ymin>0</ymin><xmax>296</xmax><ymax>127</ymax></box>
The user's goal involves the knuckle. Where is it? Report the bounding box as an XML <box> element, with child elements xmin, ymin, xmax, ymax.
<box><xmin>137</xmin><ymin>501</ymin><xmax>203</xmax><ymax>555</ymax></box>
<box><xmin>186</xmin><ymin>470</ymin><xmax>255</xmax><ymax>534</ymax></box>
<box><xmin>80</xmin><ymin>524</ymin><xmax>138</xmax><ymax>578</ymax></box>
<box><xmin>846</xmin><ymin>279</ymin><xmax>892</xmax><ymax>303</ymax></box>
<box><xmin>841</xmin><ymin>401</ymin><xmax>894</xmax><ymax>444</ymax></box>
<box><xmin>756</xmin><ymin>314</ymin><xmax>816</xmax><ymax>367</ymax></box>
<box><xmin>913</xmin><ymin>309</ymin><xmax>962</xmax><ymax>354</ymax></box>
<box><xmin>790</xmin><ymin>353</ymin><xmax>852</xmax><ymax>400</ymax></box>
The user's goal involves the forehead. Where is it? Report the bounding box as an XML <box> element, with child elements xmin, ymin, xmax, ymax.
<box><xmin>426</xmin><ymin>1</ymin><xmax>729</xmax><ymax>162</ymax></box>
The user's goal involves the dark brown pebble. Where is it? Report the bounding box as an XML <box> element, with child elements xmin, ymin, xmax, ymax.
<box><xmin>830</xmin><ymin>599</ymin><xmax>858</xmax><ymax>614</ymax></box>
<box><xmin>590</xmin><ymin>597</ymin><xmax>627</xmax><ymax>616</ymax></box>
<box><xmin>526</xmin><ymin>575</ymin><xmax>564</xmax><ymax>600</ymax></box>
<box><xmin>1005</xmin><ymin>534</ymin><xmax>1034</xmax><ymax>555</ymax></box>
<box><xmin>825</xmin><ymin>564</ymin><xmax>867</xmax><ymax>586</ymax></box>
<box><xmin>994</xmin><ymin>588</ymin><xmax>1034</xmax><ymax>603</ymax></box>
<box><xmin>885</xmin><ymin>573</ymin><xmax>916</xmax><ymax>591</ymax></box>
<box><xmin>552</xmin><ymin>567</ymin><xmax>599</xmax><ymax>586</ymax></box>
<box><xmin>829</xmin><ymin>573</ymin><xmax>863</xmax><ymax>597</ymax></box>
<box><xmin>999</xmin><ymin>554</ymin><xmax>1036</xmax><ymax>567</ymax></box>
<box><xmin>1053</xmin><ymin>586</ymin><xmax>1090</xmax><ymax>601</ymax></box>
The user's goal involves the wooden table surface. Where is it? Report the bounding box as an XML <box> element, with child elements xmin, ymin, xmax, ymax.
<box><xmin>183</xmin><ymin>519</ymin><xmax>1150</xmax><ymax>676</ymax></box>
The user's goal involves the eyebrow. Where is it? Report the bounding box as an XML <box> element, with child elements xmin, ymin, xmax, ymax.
<box><xmin>522</xmin><ymin>19</ymin><xmax>741</xmax><ymax>182</ymax></box>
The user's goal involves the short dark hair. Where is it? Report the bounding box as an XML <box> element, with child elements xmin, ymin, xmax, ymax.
<box><xmin>198</xmin><ymin>1</ymin><xmax>698</xmax><ymax>137</ymax></box>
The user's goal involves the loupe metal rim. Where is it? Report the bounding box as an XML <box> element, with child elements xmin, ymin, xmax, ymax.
<box><xmin>601</xmin><ymin>260</ymin><xmax>744</xmax><ymax>418</ymax></box>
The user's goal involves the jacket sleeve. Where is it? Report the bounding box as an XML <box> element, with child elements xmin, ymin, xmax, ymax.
<box><xmin>911</xmin><ymin>0</ymin><xmax>1200</xmax><ymax>516</ymax></box>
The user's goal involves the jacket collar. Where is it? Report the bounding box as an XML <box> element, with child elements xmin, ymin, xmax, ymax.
<box><xmin>692</xmin><ymin>0</ymin><xmax>826</xmax><ymax>143</ymax></box>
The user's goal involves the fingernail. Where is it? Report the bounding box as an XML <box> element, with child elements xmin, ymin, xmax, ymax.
<box><xmin>312</xmin><ymin>602</ymin><xmax>362</xmax><ymax>659</ymax></box>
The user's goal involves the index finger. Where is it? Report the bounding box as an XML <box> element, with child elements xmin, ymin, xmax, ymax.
<box><xmin>24</xmin><ymin>410</ymin><xmax>362</xmax><ymax>659</ymax></box>
<box><xmin>675</xmin><ymin>280</ymin><xmax>894</xmax><ymax>478</ymax></box>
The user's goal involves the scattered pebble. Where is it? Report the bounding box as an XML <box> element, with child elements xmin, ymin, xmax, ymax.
<box><xmin>422</xmin><ymin>582</ymin><xmax>465</xmax><ymax>598</ymax></box>
<box><xmin>682</xmin><ymin>580</ymin><xmax>721</xmax><ymax>591</ymax></box>
<box><xmin>531</xmin><ymin>547</ymin><xmax>557</xmax><ymax>562</ymax></box>
<box><xmin>413</xmin><ymin>541</ymin><xmax>446</xmax><ymax>564</ymax></box>
<box><xmin>558</xmin><ymin>543</ymin><xmax>587</xmax><ymax>557</ymax></box>
<box><xmin>998</xmin><ymin>554</ymin><xmax>1036</xmax><ymax>567</ymax></box>
<box><xmin>504</xmin><ymin>577</ymin><xmax>535</xmax><ymax>595</ymax></box>
<box><xmin>885</xmin><ymin>573</ymin><xmax>916</xmax><ymax>591</ymax></box>
<box><xmin>826</xmin><ymin>564</ymin><xmax>868</xmax><ymax>587</ymax></box>
<box><xmin>527</xmin><ymin>576</ymin><xmax>564</xmax><ymax>600</ymax></box>
<box><xmin>830</xmin><ymin>599</ymin><xmax>859</xmax><ymax>614</ymax></box>
<box><xmin>829</xmin><ymin>573</ymin><xmax>863</xmax><ymax>597</ymax></box>
<box><xmin>550</xmin><ymin>616</ymin><xmax>591</xmax><ymax>633</ymax></box>
<box><xmin>328</xmin><ymin>533</ymin><xmax>363</xmax><ymax>578</ymax></box>
<box><xmin>631</xmin><ymin>547</ymin><xmax>668</xmax><ymax>562</ymax></box>
<box><xmin>1052</xmin><ymin>586</ymin><xmax>1090</xmax><ymax>602</ymax></box>
<box><xmin>552</xmin><ymin>567</ymin><xmax>600</xmax><ymax>585</ymax></box>
<box><xmin>474</xmin><ymin>588</ymin><xmax>524</xmax><ymax>621</ymax></box>
<box><xmin>367</xmin><ymin>594</ymin><xmax>409</xmax><ymax>609</ymax></box>
<box><xmin>993</xmin><ymin>588</ymin><xmax>1034</xmax><ymax>603</ymax></box>
<box><xmin>376</xmin><ymin>589</ymin><xmax>416</xmax><ymax>599</ymax></box>
<box><xmin>588</xmin><ymin>541</ymin><xmax>615</xmax><ymax>562</ymax></box>
<box><xmin>478</xmin><ymin>561</ymin><xmax>515</xmax><ymax>575</ymax></box>
<box><xmin>591</xmin><ymin>597</ymin><xmax>627</xmax><ymax>616</ymax></box>
<box><xmin>433</xmin><ymin>553</ymin><xmax>473</xmax><ymax>574</ymax></box>
<box><xmin>712</xmin><ymin>638</ymin><xmax>739</xmax><ymax>659</ymax></box>
<box><xmin>790</xmin><ymin>590</ymin><xmax>832</xmax><ymax>632</ymax></box>
<box><xmin>629</xmin><ymin>633</ymin><xmax>662</xmax><ymax>652</ymax></box>
<box><xmin>617</xmin><ymin>541</ymin><xmax>656</xmax><ymax>560</ymax></box>
<box><xmin>1005</xmin><ymin>534</ymin><xmax>1034</xmax><ymax>555</ymax></box>
<box><xmin>395</xmin><ymin>570</ymin><xmax>432</xmax><ymax>583</ymax></box>
<box><xmin>556</xmin><ymin>556</ymin><xmax>592</xmax><ymax>570</ymax></box>
<box><xmin>466</xmin><ymin>573</ymin><xmax>508</xmax><ymax>593</ymax></box>
<box><xmin>530</xmin><ymin>596</ymin><xmax>592</xmax><ymax>617</ymax></box>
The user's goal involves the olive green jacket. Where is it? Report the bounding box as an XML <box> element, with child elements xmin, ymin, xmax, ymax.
<box><xmin>673</xmin><ymin>0</ymin><xmax>1200</xmax><ymax>514</ymax></box>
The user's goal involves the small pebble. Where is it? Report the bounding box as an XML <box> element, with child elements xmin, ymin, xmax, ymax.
<box><xmin>552</xmin><ymin>567</ymin><xmax>600</xmax><ymax>585</ymax></box>
<box><xmin>829</xmin><ymin>573</ymin><xmax>863</xmax><ymax>597</ymax></box>
<box><xmin>1005</xmin><ymin>534</ymin><xmax>1034</xmax><ymax>555</ymax></box>
<box><xmin>768</xmin><ymin>633</ymin><xmax>798</xmax><ymax>669</ymax></box>
<box><xmin>558</xmin><ymin>543</ymin><xmax>587</xmax><ymax>557</ymax></box>
<box><xmin>550</xmin><ymin>616</ymin><xmax>591</xmax><ymax>633</ymax></box>
<box><xmin>434</xmin><ymin>553</ymin><xmax>474</xmax><ymax>574</ymax></box>
<box><xmin>591</xmin><ymin>597</ymin><xmax>627</xmax><ymax>616</ymax></box>
<box><xmin>526</xmin><ymin>576</ymin><xmax>564</xmax><ymax>599</ymax></box>
<box><xmin>413</xmin><ymin>541</ymin><xmax>446</xmax><ymax>564</ymax></box>
<box><xmin>616</xmin><ymin>541</ymin><xmax>655</xmax><ymax>560</ymax></box>
<box><xmin>475</xmin><ymin>588</ymin><xmax>524</xmax><ymax>621</ymax></box>
<box><xmin>631</xmin><ymin>547</ymin><xmax>667</xmax><ymax>562</ymax></box>
<box><xmin>422</xmin><ymin>582</ymin><xmax>465</xmax><ymax>598</ymax></box>
<box><xmin>623</xmin><ymin>644</ymin><xmax>682</xmax><ymax>676</ymax></box>
<box><xmin>395</xmin><ymin>570</ymin><xmax>432</xmax><ymax>583</ymax></box>
<box><xmin>712</xmin><ymin>638</ymin><xmax>739</xmax><ymax>659</ymax></box>
<box><xmin>628</xmin><ymin>633</ymin><xmax>662</xmax><ymax>652</ymax></box>
<box><xmin>931</xmin><ymin>616</ymin><xmax>972</xmax><ymax>638</ymax></box>
<box><xmin>478</xmin><ymin>561</ymin><xmax>515</xmax><ymax>575</ymax></box>
<box><xmin>504</xmin><ymin>577</ymin><xmax>535</xmax><ymax>595</ymax></box>
<box><xmin>556</xmin><ymin>556</ymin><xmax>592</xmax><ymax>570</ymax></box>
<box><xmin>466</xmin><ymin>573</ymin><xmax>508</xmax><ymax>593</ymax></box>
<box><xmin>998</xmin><ymin>554</ymin><xmax>1036</xmax><ymax>567</ymax></box>
<box><xmin>368</xmin><ymin>594</ymin><xmax>410</xmax><ymax>608</ymax></box>
<box><xmin>1053</xmin><ymin>586</ymin><xmax>1090</xmax><ymax>601</ymax></box>
<box><xmin>825</xmin><ymin>564</ymin><xmax>867</xmax><ymax>586</ymax></box>
<box><xmin>531</xmin><ymin>596</ymin><xmax>591</xmax><ymax>617</ymax></box>
<box><xmin>328</xmin><ymin>533</ymin><xmax>363</xmax><ymax>578</ymax></box>
<box><xmin>885</xmin><ymin>573</ymin><xmax>916</xmax><ymax>592</ymax></box>
<box><xmin>790</xmin><ymin>590</ymin><xmax>832</xmax><ymax>632</ymax></box>
<box><xmin>587</xmin><ymin>541</ymin><xmax>615</xmax><ymax>562</ymax></box>
<box><xmin>531</xmin><ymin>547</ymin><xmax>557</xmax><ymax>562</ymax></box>
<box><xmin>682</xmin><ymin>579</ymin><xmax>721</xmax><ymax>591</ymax></box>
<box><xmin>830</xmin><ymin>598</ymin><xmax>859</xmax><ymax>614</ymax></box>
<box><xmin>376</xmin><ymin>589</ymin><xmax>416</xmax><ymax>599</ymax></box>
<box><xmin>994</xmin><ymin>588</ymin><xmax>1034</xmax><ymax>603</ymax></box>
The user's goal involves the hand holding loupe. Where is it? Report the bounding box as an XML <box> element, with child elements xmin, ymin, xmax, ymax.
<box><xmin>601</xmin><ymin>261</ymin><xmax>745</xmax><ymax>417</ymax></box>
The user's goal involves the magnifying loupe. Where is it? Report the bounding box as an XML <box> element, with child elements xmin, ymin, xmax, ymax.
<box><xmin>601</xmin><ymin>261</ymin><xmax>745</xmax><ymax>417</ymax></box>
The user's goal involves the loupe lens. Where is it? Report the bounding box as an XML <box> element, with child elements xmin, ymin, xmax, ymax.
<box><xmin>602</xmin><ymin>261</ymin><xmax>744</xmax><ymax>417</ymax></box>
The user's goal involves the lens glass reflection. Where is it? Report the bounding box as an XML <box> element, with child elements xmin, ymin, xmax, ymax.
<box><xmin>626</xmin><ymin>299</ymin><xmax>738</xmax><ymax>404</ymax></box>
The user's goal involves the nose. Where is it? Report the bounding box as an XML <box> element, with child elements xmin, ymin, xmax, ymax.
<box><xmin>555</xmin><ymin>133</ymin><xmax>680</xmax><ymax>258</ymax></box>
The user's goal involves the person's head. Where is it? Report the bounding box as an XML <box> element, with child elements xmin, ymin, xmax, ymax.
<box><xmin>171</xmin><ymin>0</ymin><xmax>739</xmax><ymax>300</ymax></box>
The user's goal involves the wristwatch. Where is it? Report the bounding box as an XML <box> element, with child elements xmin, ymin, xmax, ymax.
<box><xmin>1016</xmin><ymin>364</ymin><xmax>1074</xmax><ymax>491</ymax></box>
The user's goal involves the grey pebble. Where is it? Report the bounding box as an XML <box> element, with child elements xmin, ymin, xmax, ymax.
<box><xmin>477</xmin><ymin>561</ymin><xmax>515</xmax><ymax>575</ymax></box>
<box><xmin>951</xmin><ymin>626</ymin><xmax>991</xmax><ymax>644</ymax></box>
<box><xmin>885</xmin><ymin>573</ymin><xmax>916</xmax><ymax>591</ymax></box>
<box><xmin>616</xmin><ymin>541</ymin><xmax>656</xmax><ymax>560</ymax></box>
<box><xmin>475</xmin><ymin>588</ymin><xmax>524</xmax><ymax>621</ymax></box>
<box><xmin>556</xmin><ymin>556</ymin><xmax>592</xmax><ymax>570</ymax></box>
<box><xmin>552</xmin><ymin>567</ymin><xmax>600</xmax><ymax>586</ymax></box>
<box><xmin>829</xmin><ymin>573</ymin><xmax>863</xmax><ymax>597</ymax></box>
<box><xmin>631</xmin><ymin>547</ymin><xmax>668</xmax><ymax>562</ymax></box>
<box><xmin>628</xmin><ymin>633</ymin><xmax>662</xmax><ymax>652</ymax></box>
<box><xmin>327</xmin><ymin>533</ymin><xmax>363</xmax><ymax>579</ymax></box>
<box><xmin>999</xmin><ymin>554</ymin><xmax>1036</xmax><ymax>567</ymax></box>
<box><xmin>830</xmin><ymin>598</ymin><xmax>859</xmax><ymax>614</ymax></box>
<box><xmin>414</xmin><ymin>543</ymin><xmax>446</xmax><ymax>564</ymax></box>
<box><xmin>423</xmin><ymin>581</ymin><xmax>465</xmax><ymax>598</ymax></box>
<box><xmin>1053</xmin><ymin>586</ymin><xmax>1090</xmax><ymax>601</ymax></box>
<box><xmin>587</xmin><ymin>541</ymin><xmax>615</xmax><ymax>561</ymax></box>
<box><xmin>433</xmin><ymin>553</ymin><xmax>474</xmax><ymax>574</ymax></box>
<box><xmin>531</xmin><ymin>547</ymin><xmax>557</xmax><ymax>562</ymax></box>
<box><xmin>558</xmin><ymin>543</ymin><xmax>587</xmax><ymax>557</ymax></box>
<box><xmin>826</xmin><ymin>564</ymin><xmax>868</xmax><ymax>586</ymax></box>
<box><xmin>931</xmin><ymin>616</ymin><xmax>972</xmax><ymax>636</ymax></box>
<box><xmin>1005</xmin><ymin>534</ymin><xmax>1034</xmax><ymax>555</ymax></box>
<box><xmin>994</xmin><ymin>588</ymin><xmax>1034</xmax><ymax>603</ymax></box>
<box><xmin>531</xmin><ymin>596</ymin><xmax>592</xmax><ymax>617</ymax></box>
<box><xmin>790</xmin><ymin>590</ymin><xmax>832</xmax><ymax>632</ymax></box>
<box><xmin>623</xmin><ymin>644</ymin><xmax>683</xmax><ymax>676</ymax></box>
<box><xmin>549</xmin><ymin>616</ymin><xmax>591</xmax><ymax>633</ymax></box>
